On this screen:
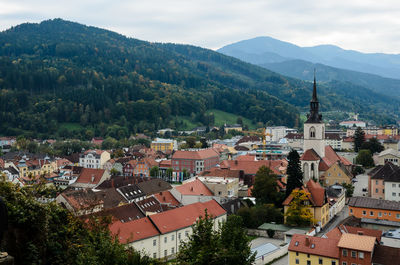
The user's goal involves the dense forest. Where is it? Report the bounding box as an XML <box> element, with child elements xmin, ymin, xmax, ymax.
<box><xmin>0</xmin><ymin>19</ymin><xmax>397</xmax><ymax>139</ymax></box>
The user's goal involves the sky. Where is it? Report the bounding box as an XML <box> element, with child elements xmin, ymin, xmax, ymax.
<box><xmin>1</xmin><ymin>0</ymin><xmax>400</xmax><ymax>53</ymax></box>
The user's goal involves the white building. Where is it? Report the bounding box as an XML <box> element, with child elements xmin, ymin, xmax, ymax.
<box><xmin>109</xmin><ymin>200</ymin><xmax>227</xmax><ymax>259</ymax></box>
<box><xmin>79</xmin><ymin>149</ymin><xmax>110</xmax><ymax>169</ymax></box>
<box><xmin>339</xmin><ymin>121</ymin><xmax>366</xmax><ymax>128</ymax></box>
<box><xmin>265</xmin><ymin>126</ymin><xmax>297</xmax><ymax>142</ymax></box>
<box><xmin>384</xmin><ymin>169</ymin><xmax>400</xmax><ymax>201</ymax></box>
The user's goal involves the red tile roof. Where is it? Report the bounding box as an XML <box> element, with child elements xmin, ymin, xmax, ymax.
<box><xmin>109</xmin><ymin>217</ymin><xmax>159</xmax><ymax>243</ymax></box>
<box><xmin>175</xmin><ymin>179</ymin><xmax>213</xmax><ymax>196</ymax></box>
<box><xmin>172</xmin><ymin>148</ymin><xmax>219</xmax><ymax>160</ymax></box>
<box><xmin>283</xmin><ymin>180</ymin><xmax>326</xmax><ymax>207</ymax></box>
<box><xmin>154</xmin><ymin>191</ymin><xmax>180</xmax><ymax>206</ymax></box>
<box><xmin>289</xmin><ymin>234</ymin><xmax>339</xmax><ymax>259</ymax></box>
<box><xmin>306</xmin><ymin>180</ymin><xmax>326</xmax><ymax>207</ymax></box>
<box><xmin>338</xmin><ymin>233</ymin><xmax>376</xmax><ymax>252</ymax></box>
<box><xmin>148</xmin><ymin>199</ymin><xmax>226</xmax><ymax>234</ymax></box>
<box><xmin>76</xmin><ymin>168</ymin><xmax>106</xmax><ymax>184</ymax></box>
<box><xmin>301</xmin><ymin>149</ymin><xmax>321</xmax><ymax>161</ymax></box>
<box><xmin>236</xmin><ymin>154</ymin><xmax>257</xmax><ymax>161</ymax></box>
<box><xmin>200</xmin><ymin>168</ymin><xmax>242</xmax><ymax>178</ymax></box>
<box><xmin>159</xmin><ymin>160</ymin><xmax>172</xmax><ymax>168</ymax></box>
<box><xmin>84</xmin><ymin>149</ymin><xmax>106</xmax><ymax>155</ymax></box>
<box><xmin>318</xmin><ymin>159</ymin><xmax>330</xmax><ymax>171</ymax></box>
<box><xmin>220</xmin><ymin>159</ymin><xmax>286</xmax><ymax>175</ymax></box>
<box><xmin>326</xmin><ymin>225</ymin><xmax>382</xmax><ymax>242</ymax></box>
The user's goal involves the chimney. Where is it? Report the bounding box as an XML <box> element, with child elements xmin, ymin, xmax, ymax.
<box><xmin>235</xmin><ymin>160</ymin><xmax>238</xmax><ymax>165</ymax></box>
<box><xmin>111</xmin><ymin>179</ymin><xmax>114</xmax><ymax>188</ymax></box>
<box><xmin>91</xmin><ymin>174</ymin><xmax>95</xmax><ymax>182</ymax></box>
<box><xmin>305</xmin><ymin>237</ymin><xmax>310</xmax><ymax>246</ymax></box>
<box><xmin>190</xmin><ymin>187</ymin><xmax>194</xmax><ymax>191</ymax></box>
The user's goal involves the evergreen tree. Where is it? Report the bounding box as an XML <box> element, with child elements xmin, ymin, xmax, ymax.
<box><xmin>354</xmin><ymin>127</ymin><xmax>365</xmax><ymax>152</ymax></box>
<box><xmin>251</xmin><ymin>166</ymin><xmax>282</xmax><ymax>205</ymax></box>
<box><xmin>361</xmin><ymin>138</ymin><xmax>384</xmax><ymax>154</ymax></box>
<box><xmin>286</xmin><ymin>150</ymin><xmax>303</xmax><ymax>197</ymax></box>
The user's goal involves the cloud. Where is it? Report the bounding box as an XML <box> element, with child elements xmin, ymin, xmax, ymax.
<box><xmin>0</xmin><ymin>0</ymin><xmax>400</xmax><ymax>53</ymax></box>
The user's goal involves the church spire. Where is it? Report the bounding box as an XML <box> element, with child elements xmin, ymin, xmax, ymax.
<box><xmin>312</xmin><ymin>69</ymin><xmax>317</xmax><ymax>102</ymax></box>
<box><xmin>305</xmin><ymin>69</ymin><xmax>322</xmax><ymax>123</ymax></box>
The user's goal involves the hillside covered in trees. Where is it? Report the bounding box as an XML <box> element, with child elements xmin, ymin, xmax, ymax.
<box><xmin>0</xmin><ymin>19</ymin><xmax>397</xmax><ymax>139</ymax></box>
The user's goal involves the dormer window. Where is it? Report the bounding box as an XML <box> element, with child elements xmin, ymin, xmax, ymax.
<box><xmin>295</xmin><ymin>241</ymin><xmax>299</xmax><ymax>246</ymax></box>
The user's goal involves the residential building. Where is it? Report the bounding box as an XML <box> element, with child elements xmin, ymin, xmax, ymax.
<box><xmin>15</xmin><ymin>156</ymin><xmax>57</xmax><ymax>181</ymax></box>
<box><xmin>283</xmin><ymin>180</ymin><xmax>330</xmax><ymax>228</ymax></box>
<box><xmin>325</xmin><ymin>225</ymin><xmax>382</xmax><ymax>243</ymax></box>
<box><xmin>170</xmin><ymin>179</ymin><xmax>215</xmax><ymax>205</ymax></box>
<box><xmin>320</xmin><ymin>161</ymin><xmax>353</xmax><ymax>186</ymax></box>
<box><xmin>288</xmin><ymin>234</ymin><xmax>339</xmax><ymax>265</ymax></box>
<box><xmin>79</xmin><ymin>150</ymin><xmax>110</xmax><ymax>169</ymax></box>
<box><xmin>342</xmin><ymin>137</ymin><xmax>354</xmax><ymax>151</ymax></box>
<box><xmin>171</xmin><ymin>148</ymin><xmax>220</xmax><ymax>177</ymax></box>
<box><xmin>197</xmin><ymin>176</ymin><xmax>239</xmax><ymax>197</ymax></box>
<box><xmin>151</xmin><ymin>138</ymin><xmax>177</xmax><ymax>152</ymax></box>
<box><xmin>383</xmin><ymin>168</ymin><xmax>400</xmax><ymax>201</ymax></box>
<box><xmin>325</xmin><ymin>133</ymin><xmax>342</xmax><ymax>150</ymax></box>
<box><xmin>224</xmin><ymin>124</ymin><xmax>242</xmax><ymax>134</ymax></box>
<box><xmin>117</xmin><ymin>184</ymin><xmax>146</xmax><ymax>203</ymax></box>
<box><xmin>265</xmin><ymin>126</ymin><xmax>297</xmax><ymax>142</ymax></box>
<box><xmin>326</xmin><ymin>185</ymin><xmax>346</xmax><ymax>220</ymax></box>
<box><xmin>369</xmin><ymin>162</ymin><xmax>399</xmax><ymax>199</ymax></box>
<box><xmin>284</xmin><ymin>133</ymin><xmax>304</xmax><ymax>150</ymax></box>
<box><xmin>70</xmin><ymin>168</ymin><xmax>110</xmax><ymax>189</ymax></box>
<box><xmin>109</xmin><ymin>200</ymin><xmax>227</xmax><ymax>259</ymax></box>
<box><xmin>339</xmin><ymin>121</ymin><xmax>367</xmax><ymax>128</ymax></box>
<box><xmin>136</xmin><ymin>178</ymin><xmax>172</xmax><ymax>196</ymax></box>
<box><xmin>338</xmin><ymin>233</ymin><xmax>376</xmax><ymax>265</ymax></box>
<box><xmin>372</xmin><ymin>244</ymin><xmax>400</xmax><ymax>265</ymax></box>
<box><xmin>376</xmin><ymin>149</ymin><xmax>400</xmax><ymax>166</ymax></box>
<box><xmin>348</xmin><ymin>196</ymin><xmax>400</xmax><ymax>222</ymax></box>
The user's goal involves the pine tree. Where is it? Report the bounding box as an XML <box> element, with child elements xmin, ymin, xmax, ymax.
<box><xmin>286</xmin><ymin>150</ymin><xmax>303</xmax><ymax>197</ymax></box>
<box><xmin>354</xmin><ymin>127</ymin><xmax>365</xmax><ymax>152</ymax></box>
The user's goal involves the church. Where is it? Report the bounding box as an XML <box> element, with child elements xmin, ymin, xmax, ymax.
<box><xmin>300</xmin><ymin>75</ymin><xmax>352</xmax><ymax>182</ymax></box>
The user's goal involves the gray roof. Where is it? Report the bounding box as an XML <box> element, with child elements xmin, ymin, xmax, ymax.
<box><xmin>348</xmin><ymin>196</ymin><xmax>400</xmax><ymax>211</ymax></box>
<box><xmin>370</xmin><ymin>163</ymin><xmax>399</xmax><ymax>180</ymax></box>
<box><xmin>251</xmin><ymin>243</ymin><xmax>279</xmax><ymax>259</ymax></box>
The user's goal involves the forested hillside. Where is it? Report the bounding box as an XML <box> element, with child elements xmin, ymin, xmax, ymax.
<box><xmin>0</xmin><ymin>19</ymin><xmax>397</xmax><ymax>139</ymax></box>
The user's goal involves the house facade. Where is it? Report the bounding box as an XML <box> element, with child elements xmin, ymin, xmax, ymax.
<box><xmin>79</xmin><ymin>150</ymin><xmax>110</xmax><ymax>169</ymax></box>
<box><xmin>171</xmin><ymin>149</ymin><xmax>220</xmax><ymax>176</ymax></box>
<box><xmin>348</xmin><ymin>196</ymin><xmax>400</xmax><ymax>222</ymax></box>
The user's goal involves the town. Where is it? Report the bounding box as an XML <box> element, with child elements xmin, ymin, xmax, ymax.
<box><xmin>1</xmin><ymin>79</ymin><xmax>400</xmax><ymax>265</ymax></box>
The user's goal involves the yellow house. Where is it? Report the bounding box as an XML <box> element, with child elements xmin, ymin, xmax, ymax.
<box><xmin>16</xmin><ymin>157</ymin><xmax>58</xmax><ymax>183</ymax></box>
<box><xmin>320</xmin><ymin>162</ymin><xmax>353</xmax><ymax>187</ymax></box>
<box><xmin>151</xmin><ymin>138</ymin><xmax>176</xmax><ymax>152</ymax></box>
<box><xmin>283</xmin><ymin>180</ymin><xmax>330</xmax><ymax>228</ymax></box>
<box><xmin>288</xmin><ymin>234</ymin><xmax>339</xmax><ymax>265</ymax></box>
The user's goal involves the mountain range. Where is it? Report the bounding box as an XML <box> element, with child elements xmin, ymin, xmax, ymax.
<box><xmin>0</xmin><ymin>20</ymin><xmax>398</xmax><ymax>139</ymax></box>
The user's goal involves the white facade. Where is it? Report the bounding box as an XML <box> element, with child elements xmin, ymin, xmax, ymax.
<box><xmin>79</xmin><ymin>150</ymin><xmax>110</xmax><ymax>169</ymax></box>
<box><xmin>384</xmin><ymin>181</ymin><xmax>400</xmax><ymax>201</ymax></box>
<box><xmin>301</xmin><ymin>159</ymin><xmax>321</xmax><ymax>182</ymax></box>
<box><xmin>324</xmin><ymin>138</ymin><xmax>342</xmax><ymax>150</ymax></box>
<box><xmin>304</xmin><ymin>122</ymin><xmax>325</xmax><ymax>158</ymax></box>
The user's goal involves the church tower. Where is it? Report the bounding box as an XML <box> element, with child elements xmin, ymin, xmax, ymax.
<box><xmin>303</xmin><ymin>73</ymin><xmax>325</xmax><ymax>158</ymax></box>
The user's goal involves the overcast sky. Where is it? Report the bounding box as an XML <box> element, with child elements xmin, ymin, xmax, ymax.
<box><xmin>1</xmin><ymin>0</ymin><xmax>400</xmax><ymax>53</ymax></box>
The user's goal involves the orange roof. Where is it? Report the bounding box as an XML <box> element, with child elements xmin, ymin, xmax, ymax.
<box><xmin>318</xmin><ymin>159</ymin><xmax>330</xmax><ymax>171</ymax></box>
<box><xmin>220</xmin><ymin>159</ymin><xmax>285</xmax><ymax>175</ymax></box>
<box><xmin>57</xmin><ymin>158</ymin><xmax>72</xmax><ymax>167</ymax></box>
<box><xmin>175</xmin><ymin>179</ymin><xmax>213</xmax><ymax>196</ymax></box>
<box><xmin>172</xmin><ymin>148</ymin><xmax>219</xmax><ymax>160</ymax></box>
<box><xmin>301</xmin><ymin>149</ymin><xmax>320</xmax><ymax>161</ymax></box>
<box><xmin>148</xmin><ymin>199</ymin><xmax>226</xmax><ymax>234</ymax></box>
<box><xmin>109</xmin><ymin>217</ymin><xmax>159</xmax><ymax>243</ymax></box>
<box><xmin>236</xmin><ymin>154</ymin><xmax>257</xmax><ymax>161</ymax></box>
<box><xmin>289</xmin><ymin>234</ymin><xmax>339</xmax><ymax>259</ymax></box>
<box><xmin>306</xmin><ymin>180</ymin><xmax>326</xmax><ymax>207</ymax></box>
<box><xmin>76</xmin><ymin>168</ymin><xmax>106</xmax><ymax>184</ymax></box>
<box><xmin>283</xmin><ymin>180</ymin><xmax>326</xmax><ymax>207</ymax></box>
<box><xmin>201</xmin><ymin>168</ymin><xmax>241</xmax><ymax>178</ymax></box>
<box><xmin>154</xmin><ymin>191</ymin><xmax>180</xmax><ymax>206</ymax></box>
<box><xmin>337</xmin><ymin>233</ymin><xmax>376</xmax><ymax>252</ymax></box>
<box><xmin>159</xmin><ymin>160</ymin><xmax>172</xmax><ymax>167</ymax></box>
<box><xmin>84</xmin><ymin>149</ymin><xmax>105</xmax><ymax>155</ymax></box>
<box><xmin>326</xmin><ymin>225</ymin><xmax>382</xmax><ymax>242</ymax></box>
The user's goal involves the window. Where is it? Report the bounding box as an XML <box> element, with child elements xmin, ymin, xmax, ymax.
<box><xmin>359</xmin><ymin>252</ymin><xmax>364</xmax><ymax>259</ymax></box>
<box><xmin>342</xmin><ymin>262</ymin><xmax>347</xmax><ymax>265</ymax></box>
<box><xmin>171</xmin><ymin>234</ymin><xmax>174</xmax><ymax>241</ymax></box>
<box><xmin>295</xmin><ymin>241</ymin><xmax>299</xmax><ymax>246</ymax></box>
<box><xmin>307</xmin><ymin>261</ymin><xmax>311</xmax><ymax>265</ymax></box>
<box><xmin>171</xmin><ymin>247</ymin><xmax>175</xmax><ymax>254</ymax></box>
<box><xmin>153</xmin><ymin>253</ymin><xmax>157</xmax><ymax>258</ymax></box>
<box><xmin>331</xmin><ymin>261</ymin><xmax>336</xmax><ymax>265</ymax></box>
<box><xmin>164</xmin><ymin>237</ymin><xmax>167</xmax><ymax>243</ymax></box>
<box><xmin>393</xmin><ymin>183</ymin><xmax>396</xmax><ymax>188</ymax></box>
<box><xmin>376</xmin><ymin>189</ymin><xmax>379</xmax><ymax>193</ymax></box>
<box><xmin>393</xmin><ymin>192</ymin><xmax>397</xmax><ymax>197</ymax></box>
<box><xmin>296</xmin><ymin>252</ymin><xmax>299</xmax><ymax>256</ymax></box>
<box><xmin>370</xmin><ymin>211</ymin><xmax>374</xmax><ymax>216</ymax></box>
<box><xmin>351</xmin><ymin>251</ymin><xmax>356</xmax><ymax>258</ymax></box>
<box><xmin>362</xmin><ymin>210</ymin><xmax>366</xmax><ymax>216</ymax></box>
<box><xmin>296</xmin><ymin>259</ymin><xmax>299</xmax><ymax>264</ymax></box>
<box><xmin>178</xmin><ymin>233</ymin><xmax>181</xmax><ymax>240</ymax></box>
<box><xmin>342</xmin><ymin>249</ymin><xmax>348</xmax><ymax>257</ymax></box>
<box><xmin>153</xmin><ymin>239</ymin><xmax>156</xmax><ymax>246</ymax></box>
<box><xmin>376</xmin><ymin>180</ymin><xmax>378</xmax><ymax>185</ymax></box>
<box><xmin>389</xmin><ymin>213</ymin><xmax>392</xmax><ymax>216</ymax></box>
<box><xmin>396</xmin><ymin>214</ymin><xmax>400</xmax><ymax>219</ymax></box>
<box><xmin>310</xmin><ymin>127</ymin><xmax>316</xmax><ymax>138</ymax></box>
<box><xmin>350</xmin><ymin>209</ymin><xmax>353</xmax><ymax>214</ymax></box>
<box><xmin>379</xmin><ymin>212</ymin><xmax>382</xmax><ymax>217</ymax></box>
<box><xmin>307</xmin><ymin>254</ymin><xmax>310</xmax><ymax>258</ymax></box>
<box><xmin>185</xmin><ymin>231</ymin><xmax>189</xmax><ymax>237</ymax></box>
<box><xmin>319</xmin><ymin>258</ymin><xmax>323</xmax><ymax>264</ymax></box>
<box><xmin>164</xmin><ymin>249</ymin><xmax>167</xmax><ymax>257</ymax></box>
